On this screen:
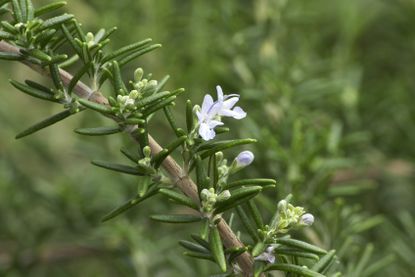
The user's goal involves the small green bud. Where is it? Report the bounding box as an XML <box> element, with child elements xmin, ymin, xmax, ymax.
<box><xmin>134</xmin><ymin>68</ymin><xmax>144</xmax><ymax>82</ymax></box>
<box><xmin>143</xmin><ymin>146</ymin><xmax>152</xmax><ymax>157</ymax></box>
<box><xmin>129</xmin><ymin>90</ymin><xmax>140</xmax><ymax>99</ymax></box>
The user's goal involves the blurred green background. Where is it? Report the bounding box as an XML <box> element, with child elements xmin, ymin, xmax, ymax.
<box><xmin>1</xmin><ymin>0</ymin><xmax>414</xmax><ymax>276</ymax></box>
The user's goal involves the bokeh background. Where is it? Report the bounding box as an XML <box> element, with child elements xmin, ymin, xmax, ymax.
<box><xmin>1</xmin><ymin>0</ymin><xmax>414</xmax><ymax>276</ymax></box>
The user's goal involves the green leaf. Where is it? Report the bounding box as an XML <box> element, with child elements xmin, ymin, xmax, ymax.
<box><xmin>78</xmin><ymin>98</ymin><xmax>114</xmax><ymax>114</ymax></box>
<box><xmin>111</xmin><ymin>61</ymin><xmax>127</xmax><ymax>94</ymax></box>
<box><xmin>10</xmin><ymin>79</ymin><xmax>58</xmax><ymax>102</ymax></box>
<box><xmin>61</xmin><ymin>24</ymin><xmax>81</xmax><ymax>56</ymax></box>
<box><xmin>120</xmin><ymin>147</ymin><xmax>140</xmax><ymax>163</ymax></box>
<box><xmin>11</xmin><ymin>0</ymin><xmax>22</xmax><ymax>22</ymax></box>
<box><xmin>155</xmin><ymin>75</ymin><xmax>170</xmax><ymax>93</ymax></box>
<box><xmin>118</xmin><ymin>44</ymin><xmax>162</xmax><ymax>67</ymax></box>
<box><xmin>264</xmin><ymin>264</ymin><xmax>324</xmax><ymax>277</ymax></box>
<box><xmin>163</xmin><ymin>105</ymin><xmax>182</xmax><ymax>137</ymax></box>
<box><xmin>25</xmin><ymin>0</ymin><xmax>34</xmax><ymax>21</ymax></box>
<box><xmin>277</xmin><ymin>249</ymin><xmax>320</xmax><ymax>260</ymax></box>
<box><xmin>236</xmin><ymin>206</ymin><xmax>260</xmax><ymax>242</ymax></box>
<box><xmin>191</xmin><ymin>234</ymin><xmax>210</xmax><ymax>250</ymax></box>
<box><xmin>68</xmin><ymin>62</ymin><xmax>92</xmax><ymax>94</ymax></box>
<box><xmin>101</xmin><ymin>185</ymin><xmax>158</xmax><ymax>222</ymax></box>
<box><xmin>91</xmin><ymin>160</ymin><xmax>150</xmax><ymax>176</ymax></box>
<box><xmin>159</xmin><ymin>188</ymin><xmax>198</xmax><ymax>209</ymax></box>
<box><xmin>199</xmin><ymin>139</ymin><xmax>257</xmax><ymax>160</ymax></box>
<box><xmin>150</xmin><ymin>214</ymin><xmax>202</xmax><ymax>224</ymax></box>
<box><xmin>209</xmin><ymin>225</ymin><xmax>227</xmax><ymax>272</ymax></box>
<box><xmin>136</xmin><ymin>91</ymin><xmax>171</xmax><ymax>108</ymax></box>
<box><xmin>0</xmin><ymin>30</ymin><xmax>15</xmax><ymax>40</ymax></box>
<box><xmin>143</xmin><ymin>95</ymin><xmax>176</xmax><ymax>116</ymax></box>
<box><xmin>215</xmin><ymin>186</ymin><xmax>263</xmax><ymax>214</ymax></box>
<box><xmin>102</xmin><ymin>38</ymin><xmax>152</xmax><ymax>63</ymax></box>
<box><xmin>39</xmin><ymin>14</ymin><xmax>74</xmax><ymax>31</ymax></box>
<box><xmin>247</xmin><ymin>200</ymin><xmax>264</xmax><ymax>229</ymax></box>
<box><xmin>223</xmin><ymin>178</ymin><xmax>277</xmax><ymax>190</ymax></box>
<box><xmin>311</xmin><ymin>250</ymin><xmax>336</xmax><ymax>272</ymax></box>
<box><xmin>34</xmin><ymin>1</ymin><xmax>66</xmax><ymax>17</ymax></box>
<box><xmin>351</xmin><ymin>244</ymin><xmax>373</xmax><ymax>276</ymax></box>
<box><xmin>21</xmin><ymin>48</ymin><xmax>52</xmax><ymax>62</ymax></box>
<box><xmin>0</xmin><ymin>51</ymin><xmax>23</xmax><ymax>60</ymax></box>
<box><xmin>152</xmin><ymin>136</ymin><xmax>186</xmax><ymax>168</ymax></box>
<box><xmin>49</xmin><ymin>63</ymin><xmax>64</xmax><ymax>91</ymax></box>
<box><xmin>276</xmin><ymin>238</ymin><xmax>327</xmax><ymax>255</ymax></box>
<box><xmin>24</xmin><ymin>80</ymin><xmax>53</xmax><ymax>94</ymax></box>
<box><xmin>252</xmin><ymin>241</ymin><xmax>266</xmax><ymax>257</ymax></box>
<box><xmin>179</xmin><ymin>240</ymin><xmax>209</xmax><ymax>254</ymax></box>
<box><xmin>195</xmin><ymin>155</ymin><xmax>209</xmax><ymax>192</ymax></box>
<box><xmin>15</xmin><ymin>109</ymin><xmax>74</xmax><ymax>139</ymax></box>
<box><xmin>183</xmin><ymin>251</ymin><xmax>214</xmax><ymax>262</ymax></box>
<box><xmin>186</xmin><ymin>99</ymin><xmax>194</xmax><ymax>132</ymax></box>
<box><xmin>74</xmin><ymin>126</ymin><xmax>121</xmax><ymax>136</ymax></box>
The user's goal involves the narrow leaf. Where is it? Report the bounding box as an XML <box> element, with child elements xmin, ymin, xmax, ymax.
<box><xmin>215</xmin><ymin>186</ymin><xmax>263</xmax><ymax>214</ymax></box>
<box><xmin>276</xmin><ymin>238</ymin><xmax>327</xmax><ymax>255</ymax></box>
<box><xmin>39</xmin><ymin>13</ymin><xmax>74</xmax><ymax>31</ymax></box>
<box><xmin>159</xmin><ymin>188</ymin><xmax>198</xmax><ymax>209</ymax></box>
<box><xmin>15</xmin><ymin>109</ymin><xmax>73</xmax><ymax>139</ymax></box>
<box><xmin>152</xmin><ymin>136</ymin><xmax>186</xmax><ymax>168</ymax></box>
<box><xmin>74</xmin><ymin>126</ymin><xmax>121</xmax><ymax>136</ymax></box>
<box><xmin>179</xmin><ymin>240</ymin><xmax>209</xmax><ymax>254</ymax></box>
<box><xmin>78</xmin><ymin>98</ymin><xmax>113</xmax><ymax>114</ymax></box>
<box><xmin>264</xmin><ymin>264</ymin><xmax>324</xmax><ymax>277</ymax></box>
<box><xmin>223</xmin><ymin>178</ymin><xmax>277</xmax><ymax>190</ymax></box>
<box><xmin>209</xmin><ymin>225</ymin><xmax>227</xmax><ymax>272</ymax></box>
<box><xmin>34</xmin><ymin>1</ymin><xmax>66</xmax><ymax>17</ymax></box>
<box><xmin>91</xmin><ymin>160</ymin><xmax>150</xmax><ymax>175</ymax></box>
<box><xmin>200</xmin><ymin>139</ymin><xmax>257</xmax><ymax>159</ymax></box>
<box><xmin>0</xmin><ymin>51</ymin><xmax>23</xmax><ymax>60</ymax></box>
<box><xmin>150</xmin><ymin>214</ymin><xmax>202</xmax><ymax>224</ymax></box>
<box><xmin>118</xmin><ymin>44</ymin><xmax>162</xmax><ymax>67</ymax></box>
<box><xmin>311</xmin><ymin>250</ymin><xmax>336</xmax><ymax>272</ymax></box>
<box><xmin>236</xmin><ymin>206</ymin><xmax>260</xmax><ymax>242</ymax></box>
<box><xmin>186</xmin><ymin>99</ymin><xmax>193</xmax><ymax>132</ymax></box>
<box><xmin>10</xmin><ymin>79</ymin><xmax>58</xmax><ymax>102</ymax></box>
<box><xmin>102</xmin><ymin>38</ymin><xmax>152</xmax><ymax>63</ymax></box>
<box><xmin>101</xmin><ymin>185</ymin><xmax>158</xmax><ymax>222</ymax></box>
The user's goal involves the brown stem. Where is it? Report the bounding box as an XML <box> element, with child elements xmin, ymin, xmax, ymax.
<box><xmin>0</xmin><ymin>41</ymin><xmax>255</xmax><ymax>276</ymax></box>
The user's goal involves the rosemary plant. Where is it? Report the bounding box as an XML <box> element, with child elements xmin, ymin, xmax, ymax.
<box><xmin>0</xmin><ymin>1</ymin><xmax>340</xmax><ymax>276</ymax></box>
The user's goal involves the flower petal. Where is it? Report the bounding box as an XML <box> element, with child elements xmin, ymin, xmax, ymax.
<box><xmin>199</xmin><ymin>123</ymin><xmax>216</xmax><ymax>141</ymax></box>
<box><xmin>230</xmin><ymin>106</ymin><xmax>246</xmax><ymax>119</ymax></box>
<box><xmin>201</xmin><ymin>94</ymin><xmax>214</xmax><ymax>114</ymax></box>
<box><xmin>216</xmin><ymin>85</ymin><xmax>224</xmax><ymax>102</ymax></box>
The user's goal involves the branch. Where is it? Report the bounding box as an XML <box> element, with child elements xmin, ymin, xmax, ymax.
<box><xmin>0</xmin><ymin>41</ymin><xmax>255</xmax><ymax>276</ymax></box>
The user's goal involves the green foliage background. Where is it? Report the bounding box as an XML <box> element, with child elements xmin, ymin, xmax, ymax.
<box><xmin>0</xmin><ymin>0</ymin><xmax>414</xmax><ymax>276</ymax></box>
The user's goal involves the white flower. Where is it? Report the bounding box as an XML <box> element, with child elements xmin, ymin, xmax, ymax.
<box><xmin>254</xmin><ymin>245</ymin><xmax>276</xmax><ymax>264</ymax></box>
<box><xmin>196</xmin><ymin>86</ymin><xmax>246</xmax><ymax>141</ymax></box>
<box><xmin>235</xmin><ymin>151</ymin><xmax>254</xmax><ymax>167</ymax></box>
<box><xmin>216</xmin><ymin>86</ymin><xmax>246</xmax><ymax>119</ymax></box>
<box><xmin>300</xmin><ymin>213</ymin><xmax>314</xmax><ymax>226</ymax></box>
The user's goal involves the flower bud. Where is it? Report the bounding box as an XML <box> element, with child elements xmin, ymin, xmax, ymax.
<box><xmin>134</xmin><ymin>68</ymin><xmax>144</xmax><ymax>82</ymax></box>
<box><xmin>217</xmin><ymin>190</ymin><xmax>231</xmax><ymax>201</ymax></box>
<box><xmin>143</xmin><ymin>146</ymin><xmax>151</xmax><ymax>157</ymax></box>
<box><xmin>129</xmin><ymin>90</ymin><xmax>139</xmax><ymax>99</ymax></box>
<box><xmin>300</xmin><ymin>213</ymin><xmax>314</xmax><ymax>226</ymax></box>
<box><xmin>235</xmin><ymin>151</ymin><xmax>254</xmax><ymax>167</ymax></box>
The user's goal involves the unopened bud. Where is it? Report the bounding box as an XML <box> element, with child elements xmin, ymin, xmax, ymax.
<box><xmin>300</xmin><ymin>213</ymin><xmax>314</xmax><ymax>226</ymax></box>
<box><xmin>235</xmin><ymin>151</ymin><xmax>254</xmax><ymax>167</ymax></box>
<box><xmin>134</xmin><ymin>68</ymin><xmax>144</xmax><ymax>82</ymax></box>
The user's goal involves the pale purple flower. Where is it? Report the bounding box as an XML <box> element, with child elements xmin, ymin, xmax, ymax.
<box><xmin>300</xmin><ymin>213</ymin><xmax>314</xmax><ymax>226</ymax></box>
<box><xmin>216</xmin><ymin>86</ymin><xmax>247</xmax><ymax>119</ymax></box>
<box><xmin>235</xmin><ymin>151</ymin><xmax>254</xmax><ymax>167</ymax></box>
<box><xmin>196</xmin><ymin>86</ymin><xmax>246</xmax><ymax>141</ymax></box>
<box><xmin>254</xmin><ymin>245</ymin><xmax>276</xmax><ymax>264</ymax></box>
